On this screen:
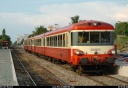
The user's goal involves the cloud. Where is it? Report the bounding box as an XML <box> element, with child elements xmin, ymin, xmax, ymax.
<box><xmin>38</xmin><ymin>1</ymin><xmax>128</xmax><ymax>24</ymax></box>
<box><xmin>0</xmin><ymin>1</ymin><xmax>128</xmax><ymax>28</ymax></box>
<box><xmin>0</xmin><ymin>1</ymin><xmax>128</xmax><ymax>42</ymax></box>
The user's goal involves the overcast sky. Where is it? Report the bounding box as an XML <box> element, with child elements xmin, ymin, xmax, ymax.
<box><xmin>0</xmin><ymin>0</ymin><xmax>128</xmax><ymax>42</ymax></box>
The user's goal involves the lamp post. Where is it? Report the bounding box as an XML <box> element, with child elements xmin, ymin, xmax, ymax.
<box><xmin>54</xmin><ymin>24</ymin><xmax>58</xmax><ymax>30</ymax></box>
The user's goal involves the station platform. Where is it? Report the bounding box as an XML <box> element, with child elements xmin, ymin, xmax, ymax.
<box><xmin>115</xmin><ymin>58</ymin><xmax>128</xmax><ymax>77</ymax></box>
<box><xmin>0</xmin><ymin>49</ymin><xmax>18</xmax><ymax>86</ymax></box>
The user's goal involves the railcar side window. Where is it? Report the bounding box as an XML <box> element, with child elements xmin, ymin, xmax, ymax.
<box><xmin>34</xmin><ymin>40</ymin><xmax>36</xmax><ymax>46</ymax></box>
<box><xmin>54</xmin><ymin>36</ymin><xmax>57</xmax><ymax>47</ymax></box>
<box><xmin>58</xmin><ymin>35</ymin><xmax>62</xmax><ymax>47</ymax></box>
<box><xmin>31</xmin><ymin>40</ymin><xmax>34</xmax><ymax>45</ymax></box>
<box><xmin>63</xmin><ymin>34</ymin><xmax>65</xmax><ymax>47</ymax></box>
<box><xmin>37</xmin><ymin>39</ymin><xmax>39</xmax><ymax>46</ymax></box>
<box><xmin>39</xmin><ymin>39</ymin><xmax>41</xmax><ymax>46</ymax></box>
<box><xmin>24</xmin><ymin>40</ymin><xmax>27</xmax><ymax>45</ymax></box>
<box><xmin>50</xmin><ymin>37</ymin><xmax>52</xmax><ymax>46</ymax></box>
<box><xmin>47</xmin><ymin>37</ymin><xmax>49</xmax><ymax>46</ymax></box>
<box><xmin>43</xmin><ymin>38</ymin><xmax>45</xmax><ymax>46</ymax></box>
<box><xmin>29</xmin><ymin>40</ymin><xmax>31</xmax><ymax>45</ymax></box>
<box><xmin>51</xmin><ymin>37</ymin><xmax>54</xmax><ymax>46</ymax></box>
<box><xmin>66</xmin><ymin>33</ymin><xmax>68</xmax><ymax>47</ymax></box>
<box><xmin>36</xmin><ymin>39</ymin><xmax>38</xmax><ymax>46</ymax></box>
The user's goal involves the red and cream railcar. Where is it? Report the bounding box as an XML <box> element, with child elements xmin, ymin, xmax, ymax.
<box><xmin>24</xmin><ymin>37</ymin><xmax>35</xmax><ymax>52</ymax></box>
<box><xmin>34</xmin><ymin>34</ymin><xmax>45</xmax><ymax>55</ymax></box>
<box><xmin>24</xmin><ymin>39</ymin><xmax>29</xmax><ymax>51</ymax></box>
<box><xmin>24</xmin><ymin>20</ymin><xmax>117</xmax><ymax>72</ymax></box>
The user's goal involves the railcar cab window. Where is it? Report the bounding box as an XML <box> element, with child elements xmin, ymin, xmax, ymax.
<box><xmin>71</xmin><ymin>31</ymin><xmax>114</xmax><ymax>46</ymax></box>
<box><xmin>101</xmin><ymin>32</ymin><xmax>110</xmax><ymax>43</ymax></box>
<box><xmin>78</xmin><ymin>32</ymin><xmax>89</xmax><ymax>43</ymax></box>
<box><xmin>90</xmin><ymin>32</ymin><xmax>99</xmax><ymax>43</ymax></box>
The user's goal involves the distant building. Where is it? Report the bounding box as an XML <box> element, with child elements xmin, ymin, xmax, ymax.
<box><xmin>24</xmin><ymin>34</ymin><xmax>29</xmax><ymax>40</ymax></box>
<box><xmin>17</xmin><ymin>35</ymin><xmax>23</xmax><ymax>45</ymax></box>
<box><xmin>48</xmin><ymin>25</ymin><xmax>54</xmax><ymax>31</ymax></box>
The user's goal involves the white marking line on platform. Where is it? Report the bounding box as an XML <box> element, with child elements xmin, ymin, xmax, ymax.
<box><xmin>9</xmin><ymin>49</ymin><xmax>19</xmax><ymax>86</ymax></box>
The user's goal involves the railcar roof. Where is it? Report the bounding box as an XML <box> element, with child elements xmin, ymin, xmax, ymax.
<box><xmin>30</xmin><ymin>20</ymin><xmax>114</xmax><ymax>39</ymax></box>
<box><xmin>34</xmin><ymin>34</ymin><xmax>45</xmax><ymax>38</ymax></box>
<box><xmin>44</xmin><ymin>20</ymin><xmax>114</xmax><ymax>36</ymax></box>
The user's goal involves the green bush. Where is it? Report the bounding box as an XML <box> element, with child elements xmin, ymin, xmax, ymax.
<box><xmin>115</xmin><ymin>36</ymin><xmax>128</xmax><ymax>51</ymax></box>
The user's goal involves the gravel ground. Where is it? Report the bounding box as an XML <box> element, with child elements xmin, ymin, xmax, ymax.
<box><xmin>108</xmin><ymin>74</ymin><xmax>128</xmax><ymax>83</ymax></box>
<box><xmin>33</xmin><ymin>56</ymin><xmax>104</xmax><ymax>86</ymax></box>
<box><xmin>19</xmin><ymin>49</ymin><xmax>128</xmax><ymax>86</ymax></box>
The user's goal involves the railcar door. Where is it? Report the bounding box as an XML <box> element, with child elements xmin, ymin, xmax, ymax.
<box><xmin>67</xmin><ymin>31</ymin><xmax>72</xmax><ymax>63</ymax></box>
<box><xmin>42</xmin><ymin>37</ymin><xmax>45</xmax><ymax>55</ymax></box>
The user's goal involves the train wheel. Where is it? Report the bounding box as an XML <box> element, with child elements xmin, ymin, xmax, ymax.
<box><xmin>50</xmin><ymin>58</ymin><xmax>53</xmax><ymax>62</ymax></box>
<box><xmin>72</xmin><ymin>66</ymin><xmax>77</xmax><ymax>72</ymax></box>
<box><xmin>44</xmin><ymin>56</ymin><xmax>48</xmax><ymax>60</ymax></box>
<box><xmin>52</xmin><ymin>58</ymin><xmax>55</xmax><ymax>63</ymax></box>
<box><xmin>48</xmin><ymin>57</ymin><xmax>52</xmax><ymax>62</ymax></box>
<box><xmin>77</xmin><ymin>65</ymin><xmax>83</xmax><ymax>76</ymax></box>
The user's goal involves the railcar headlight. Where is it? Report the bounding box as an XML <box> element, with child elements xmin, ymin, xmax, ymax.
<box><xmin>111</xmin><ymin>50</ymin><xmax>115</xmax><ymax>54</ymax></box>
<box><xmin>108</xmin><ymin>49</ymin><xmax>115</xmax><ymax>54</ymax></box>
<box><xmin>75</xmin><ymin>50</ymin><xmax>84</xmax><ymax>55</ymax></box>
<box><xmin>76</xmin><ymin>50</ymin><xmax>80</xmax><ymax>55</ymax></box>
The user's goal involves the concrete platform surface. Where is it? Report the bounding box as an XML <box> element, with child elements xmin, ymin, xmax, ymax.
<box><xmin>0</xmin><ymin>49</ymin><xmax>18</xmax><ymax>86</ymax></box>
<box><xmin>115</xmin><ymin>58</ymin><xmax>128</xmax><ymax>77</ymax></box>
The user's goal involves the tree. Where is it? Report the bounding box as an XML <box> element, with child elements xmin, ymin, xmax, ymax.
<box><xmin>29</xmin><ymin>25</ymin><xmax>48</xmax><ymax>38</ymax></box>
<box><xmin>115</xmin><ymin>21</ymin><xmax>128</xmax><ymax>36</ymax></box>
<box><xmin>20</xmin><ymin>38</ymin><xmax>24</xmax><ymax>44</ymax></box>
<box><xmin>1</xmin><ymin>28</ymin><xmax>12</xmax><ymax>45</ymax></box>
<box><xmin>70</xmin><ymin>15</ymin><xmax>80</xmax><ymax>24</ymax></box>
<box><xmin>34</xmin><ymin>25</ymin><xmax>48</xmax><ymax>35</ymax></box>
<box><xmin>2</xmin><ymin>28</ymin><xmax>6</xmax><ymax>35</ymax></box>
<box><xmin>2</xmin><ymin>28</ymin><xmax>8</xmax><ymax>41</ymax></box>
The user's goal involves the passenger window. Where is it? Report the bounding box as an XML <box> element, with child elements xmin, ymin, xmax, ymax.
<box><xmin>58</xmin><ymin>35</ymin><xmax>62</xmax><ymax>47</ymax></box>
<box><xmin>63</xmin><ymin>34</ymin><xmax>65</xmax><ymax>47</ymax></box>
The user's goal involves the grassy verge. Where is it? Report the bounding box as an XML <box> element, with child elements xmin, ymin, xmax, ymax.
<box><xmin>115</xmin><ymin>36</ymin><xmax>128</xmax><ymax>52</ymax></box>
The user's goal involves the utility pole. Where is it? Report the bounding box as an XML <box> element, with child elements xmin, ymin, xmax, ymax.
<box><xmin>54</xmin><ymin>24</ymin><xmax>58</xmax><ymax>30</ymax></box>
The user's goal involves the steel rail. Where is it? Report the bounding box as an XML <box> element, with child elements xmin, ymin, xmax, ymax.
<box><xmin>12</xmin><ymin>49</ymin><xmax>37</xmax><ymax>86</ymax></box>
<box><xmin>27</xmin><ymin>55</ymin><xmax>68</xmax><ymax>86</ymax></box>
<box><xmin>17</xmin><ymin>49</ymin><xmax>68</xmax><ymax>86</ymax></box>
<box><xmin>105</xmin><ymin>74</ymin><xmax>128</xmax><ymax>85</ymax></box>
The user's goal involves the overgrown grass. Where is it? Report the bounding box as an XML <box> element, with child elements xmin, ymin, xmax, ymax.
<box><xmin>115</xmin><ymin>36</ymin><xmax>128</xmax><ymax>51</ymax></box>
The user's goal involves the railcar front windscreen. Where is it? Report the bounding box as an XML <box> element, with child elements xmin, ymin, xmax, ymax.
<box><xmin>71</xmin><ymin>31</ymin><xmax>114</xmax><ymax>46</ymax></box>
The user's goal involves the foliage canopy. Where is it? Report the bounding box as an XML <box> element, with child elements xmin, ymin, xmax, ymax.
<box><xmin>70</xmin><ymin>15</ymin><xmax>80</xmax><ymax>24</ymax></box>
<box><xmin>0</xmin><ymin>28</ymin><xmax>12</xmax><ymax>47</ymax></box>
<box><xmin>29</xmin><ymin>25</ymin><xmax>48</xmax><ymax>38</ymax></box>
<box><xmin>115</xmin><ymin>21</ymin><xmax>128</xmax><ymax>36</ymax></box>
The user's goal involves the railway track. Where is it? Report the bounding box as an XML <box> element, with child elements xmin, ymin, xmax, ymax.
<box><xmin>24</xmin><ymin>55</ymin><xmax>68</xmax><ymax>86</ymax></box>
<box><xmin>58</xmin><ymin>60</ymin><xmax>128</xmax><ymax>86</ymax></box>
<box><xmin>14</xmin><ymin>48</ymin><xmax>128</xmax><ymax>86</ymax></box>
<box><xmin>17</xmin><ymin>49</ymin><xmax>107</xmax><ymax>85</ymax></box>
<box><xmin>11</xmin><ymin>49</ymin><xmax>37</xmax><ymax>86</ymax></box>
<box><xmin>12</xmin><ymin>48</ymin><xmax>68</xmax><ymax>86</ymax></box>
